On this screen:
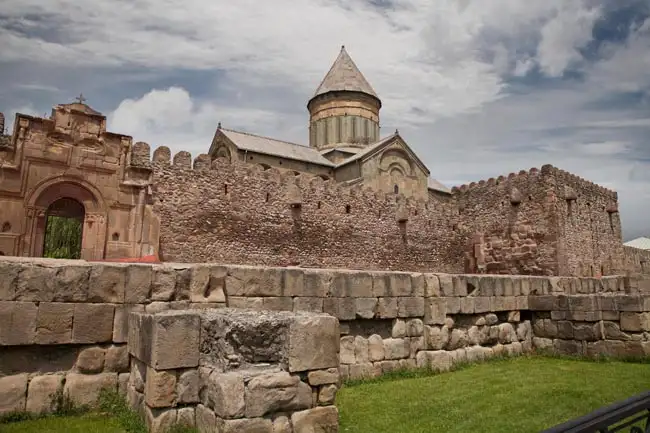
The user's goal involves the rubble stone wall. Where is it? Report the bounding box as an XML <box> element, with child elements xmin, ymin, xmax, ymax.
<box><xmin>1</xmin><ymin>257</ymin><xmax>648</xmax><ymax>421</ymax></box>
<box><xmin>624</xmin><ymin>246</ymin><xmax>650</xmax><ymax>278</ymax></box>
<box><xmin>152</xmin><ymin>152</ymin><xmax>462</xmax><ymax>273</ymax></box>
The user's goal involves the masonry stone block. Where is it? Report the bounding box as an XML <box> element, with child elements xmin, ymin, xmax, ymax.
<box><xmin>289</xmin><ymin>314</ymin><xmax>339</xmax><ymax>372</ymax></box>
<box><xmin>105</xmin><ymin>345</ymin><xmax>129</xmax><ymax>373</ymax></box>
<box><xmin>291</xmin><ymin>406</ymin><xmax>339</xmax><ymax>433</ymax></box>
<box><xmin>88</xmin><ymin>264</ymin><xmax>126</xmax><ymax>303</ymax></box>
<box><xmin>424</xmin><ymin>298</ymin><xmax>446</xmax><ymax>325</ymax></box>
<box><xmin>130</xmin><ymin>358</ymin><xmax>147</xmax><ymax>393</ymax></box>
<box><xmin>460</xmin><ymin>297</ymin><xmax>475</xmax><ymax>314</ymax></box>
<box><xmin>340</xmin><ymin>336</ymin><xmax>355</xmax><ymax>364</ymax></box>
<box><xmin>331</xmin><ymin>271</ymin><xmax>372</xmax><ymax>297</ymax></box>
<box><xmin>300</xmin><ymin>270</ymin><xmax>331</xmax><ymax>298</ymax></box>
<box><xmin>308</xmin><ymin>368</ymin><xmax>340</xmax><ymax>386</ymax></box>
<box><xmin>383</xmin><ymin>338</ymin><xmax>410</xmax><ymax>360</ymax></box>
<box><xmin>245</xmin><ymin>372</ymin><xmax>312</xmax><ymax>418</ymax></box>
<box><xmin>0</xmin><ymin>261</ymin><xmax>19</xmax><ymax>300</ymax></box>
<box><xmin>76</xmin><ymin>347</ymin><xmax>106</xmax><ymax>374</ymax></box>
<box><xmin>528</xmin><ymin>295</ymin><xmax>555</xmax><ymax>311</ymax></box>
<box><xmin>145</xmin><ymin>366</ymin><xmax>177</xmax><ymax>408</ymax></box>
<box><xmin>293</xmin><ymin>297</ymin><xmax>324</xmax><ymax>313</ymax></box>
<box><xmin>26</xmin><ymin>374</ymin><xmax>63</xmax><ymax>414</ymax></box>
<box><xmin>354</xmin><ymin>336</ymin><xmax>369</xmax><ymax>363</ymax></box>
<box><xmin>323</xmin><ymin>297</ymin><xmax>355</xmax><ymax>321</ymax></box>
<box><xmin>219</xmin><ymin>417</ymin><xmax>274</xmax><ymax>433</ymax></box>
<box><xmin>376</xmin><ymin>297</ymin><xmax>398</xmax><ymax>318</ymax></box>
<box><xmin>616</xmin><ymin>295</ymin><xmax>643</xmax><ymax>312</ymax></box>
<box><xmin>620</xmin><ymin>312</ymin><xmax>650</xmax><ymax>332</ymax></box>
<box><xmin>177</xmin><ymin>407</ymin><xmax>195</xmax><ymax>429</ymax></box>
<box><xmin>444</xmin><ymin>297</ymin><xmax>460</xmax><ymax>314</ymax></box>
<box><xmin>229</xmin><ymin>296</ymin><xmax>263</xmax><ymax>310</ymax></box>
<box><xmin>437</xmin><ymin>274</ymin><xmax>453</xmax><ymax>296</ymax></box>
<box><xmin>424</xmin><ymin>274</ymin><xmax>440</xmax><ymax>297</ymax></box>
<box><xmin>149</xmin><ymin>265</ymin><xmax>175</xmax><ymax>301</ymax></box>
<box><xmin>35</xmin><ymin>302</ymin><xmax>74</xmax><ymax>344</ymax></box>
<box><xmin>0</xmin><ymin>374</ymin><xmax>28</xmax><ymax>414</ymax></box>
<box><xmin>196</xmin><ymin>404</ymin><xmax>217</xmax><ymax>432</ymax></box>
<box><xmin>388</xmin><ymin>273</ymin><xmax>413</xmax><ymax>297</ymax></box>
<box><xmin>415</xmin><ymin>350</ymin><xmax>452</xmax><ymax>372</ymax></box>
<box><xmin>355</xmin><ymin>297</ymin><xmax>377</xmax><ymax>319</ymax></box>
<box><xmin>208</xmin><ymin>371</ymin><xmax>245</xmax><ymax>418</ymax></box>
<box><xmin>398</xmin><ymin>297</ymin><xmax>424</xmax><ymax>318</ymax></box>
<box><xmin>64</xmin><ymin>373</ymin><xmax>118</xmax><ymax>407</ymax></box>
<box><xmin>0</xmin><ymin>301</ymin><xmax>37</xmax><ymax>345</ymax></box>
<box><xmin>15</xmin><ymin>265</ymin><xmax>57</xmax><ymax>302</ymax></box>
<box><xmin>226</xmin><ymin>266</ymin><xmax>283</xmax><ymax>297</ymax></box>
<box><xmin>124</xmin><ymin>264</ymin><xmax>152</xmax><ymax>303</ymax></box>
<box><xmin>72</xmin><ymin>303</ymin><xmax>115</xmax><ymax>344</ymax></box>
<box><xmin>177</xmin><ymin>369</ymin><xmax>200</xmax><ymax>404</ymax></box>
<box><xmin>113</xmin><ymin>304</ymin><xmax>145</xmax><ymax>343</ymax></box>
<box><xmin>452</xmin><ymin>275</ymin><xmax>468</xmax><ymax>297</ymax></box>
<box><xmin>145</xmin><ymin>406</ymin><xmax>178</xmax><ymax>433</ymax></box>
<box><xmin>129</xmin><ymin>311</ymin><xmax>200</xmax><ymax>370</ymax></box>
<box><xmin>263</xmin><ymin>297</ymin><xmax>293</xmax><ymax>311</ymax></box>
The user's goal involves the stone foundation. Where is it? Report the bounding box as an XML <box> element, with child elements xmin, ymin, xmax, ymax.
<box><xmin>127</xmin><ymin>308</ymin><xmax>340</xmax><ymax>433</ymax></box>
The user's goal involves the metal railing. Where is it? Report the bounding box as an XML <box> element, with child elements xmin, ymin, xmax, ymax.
<box><xmin>542</xmin><ymin>391</ymin><xmax>650</xmax><ymax>433</ymax></box>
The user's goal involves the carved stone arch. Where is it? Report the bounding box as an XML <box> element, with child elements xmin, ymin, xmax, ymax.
<box><xmin>379</xmin><ymin>148</ymin><xmax>414</xmax><ymax>176</ymax></box>
<box><xmin>24</xmin><ymin>176</ymin><xmax>108</xmax><ymax>260</ymax></box>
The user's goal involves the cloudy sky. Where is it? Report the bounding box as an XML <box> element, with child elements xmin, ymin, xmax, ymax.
<box><xmin>1</xmin><ymin>0</ymin><xmax>649</xmax><ymax>240</ymax></box>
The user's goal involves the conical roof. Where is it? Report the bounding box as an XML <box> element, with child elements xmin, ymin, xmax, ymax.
<box><xmin>312</xmin><ymin>46</ymin><xmax>379</xmax><ymax>101</ymax></box>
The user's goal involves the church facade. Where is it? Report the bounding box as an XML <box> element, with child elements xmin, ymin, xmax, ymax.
<box><xmin>208</xmin><ymin>46</ymin><xmax>451</xmax><ymax>203</ymax></box>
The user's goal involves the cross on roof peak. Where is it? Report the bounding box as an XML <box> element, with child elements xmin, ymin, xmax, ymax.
<box><xmin>75</xmin><ymin>93</ymin><xmax>86</xmax><ymax>104</ymax></box>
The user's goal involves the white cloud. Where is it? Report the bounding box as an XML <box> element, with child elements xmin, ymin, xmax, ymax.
<box><xmin>3</xmin><ymin>0</ymin><xmax>650</xmax><ymax>239</ymax></box>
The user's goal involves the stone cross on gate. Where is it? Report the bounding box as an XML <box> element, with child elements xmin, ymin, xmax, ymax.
<box><xmin>75</xmin><ymin>93</ymin><xmax>86</xmax><ymax>104</ymax></box>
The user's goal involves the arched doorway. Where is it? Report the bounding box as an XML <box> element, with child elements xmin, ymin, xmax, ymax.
<box><xmin>25</xmin><ymin>178</ymin><xmax>108</xmax><ymax>260</ymax></box>
<box><xmin>42</xmin><ymin>198</ymin><xmax>85</xmax><ymax>259</ymax></box>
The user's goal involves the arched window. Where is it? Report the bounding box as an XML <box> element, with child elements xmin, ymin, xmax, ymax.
<box><xmin>394</xmin><ymin>185</ymin><xmax>399</xmax><ymax>194</ymax></box>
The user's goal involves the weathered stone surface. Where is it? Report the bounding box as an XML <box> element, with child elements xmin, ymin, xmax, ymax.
<box><xmin>177</xmin><ymin>369</ymin><xmax>200</xmax><ymax>404</ymax></box>
<box><xmin>88</xmin><ymin>265</ymin><xmax>126</xmax><ymax>303</ymax></box>
<box><xmin>0</xmin><ymin>301</ymin><xmax>38</xmax><ymax>345</ymax></box>
<box><xmin>0</xmin><ymin>261</ymin><xmax>20</xmax><ymax>300</ymax></box>
<box><xmin>26</xmin><ymin>374</ymin><xmax>63</xmax><ymax>414</ymax></box>
<box><xmin>219</xmin><ymin>417</ymin><xmax>274</xmax><ymax>433</ymax></box>
<box><xmin>130</xmin><ymin>358</ymin><xmax>147</xmax><ymax>393</ymax></box>
<box><xmin>383</xmin><ymin>338</ymin><xmax>410</xmax><ymax>360</ymax></box>
<box><xmin>149</xmin><ymin>265</ymin><xmax>176</xmax><ymax>301</ymax></box>
<box><xmin>208</xmin><ymin>371</ymin><xmax>245</xmax><ymax>418</ymax></box>
<box><xmin>113</xmin><ymin>304</ymin><xmax>145</xmax><ymax>344</ymax></box>
<box><xmin>415</xmin><ymin>350</ymin><xmax>452</xmax><ymax>371</ymax></box>
<box><xmin>145</xmin><ymin>406</ymin><xmax>178</xmax><ymax>433</ymax></box>
<box><xmin>398</xmin><ymin>297</ymin><xmax>425</xmax><ymax>317</ymax></box>
<box><xmin>35</xmin><ymin>302</ymin><xmax>74</xmax><ymax>344</ymax></box>
<box><xmin>368</xmin><ymin>334</ymin><xmax>385</xmax><ymax>362</ymax></box>
<box><xmin>272</xmin><ymin>415</ymin><xmax>292</xmax><ymax>433</ymax></box>
<box><xmin>63</xmin><ymin>373</ymin><xmax>117</xmax><ymax>407</ymax></box>
<box><xmin>621</xmin><ymin>312</ymin><xmax>650</xmax><ymax>332</ymax></box>
<box><xmin>318</xmin><ymin>384</ymin><xmax>337</xmax><ymax>405</ymax></box>
<box><xmin>293</xmin><ymin>297</ymin><xmax>324</xmax><ymax>313</ymax></box>
<box><xmin>76</xmin><ymin>347</ymin><xmax>106</xmax><ymax>374</ymax></box>
<box><xmin>377</xmin><ymin>297</ymin><xmax>398</xmax><ymax>318</ymax></box>
<box><xmin>264</xmin><ymin>297</ymin><xmax>294</xmax><ymax>312</ymax></box>
<box><xmin>308</xmin><ymin>368</ymin><xmax>340</xmax><ymax>386</ymax></box>
<box><xmin>118</xmin><ymin>373</ymin><xmax>129</xmax><ymax>395</ymax></box>
<box><xmin>424</xmin><ymin>298</ymin><xmax>445</xmax><ymax>325</ymax></box>
<box><xmin>424</xmin><ymin>274</ymin><xmax>440</xmax><ymax>297</ymax></box>
<box><xmin>226</xmin><ymin>266</ymin><xmax>283</xmax><ymax>297</ymax></box>
<box><xmin>105</xmin><ymin>345</ymin><xmax>129</xmax><ymax>373</ymax></box>
<box><xmin>291</xmin><ymin>406</ymin><xmax>339</xmax><ymax>433</ymax></box>
<box><xmin>425</xmin><ymin>326</ymin><xmax>450</xmax><ymax>350</ymax></box>
<box><xmin>145</xmin><ymin>367</ymin><xmax>177</xmax><ymax>408</ymax></box>
<box><xmin>323</xmin><ymin>297</ymin><xmax>355</xmax><ymax>320</ymax></box>
<box><xmin>340</xmin><ymin>336</ymin><xmax>355</xmax><ymax>364</ymax></box>
<box><xmin>355</xmin><ymin>297</ymin><xmax>377</xmax><ymax>319</ymax></box>
<box><xmin>176</xmin><ymin>407</ymin><xmax>195</xmax><ymax>429</ymax></box>
<box><xmin>353</xmin><ymin>336</ymin><xmax>369</xmax><ymax>363</ymax></box>
<box><xmin>288</xmin><ymin>314</ymin><xmax>339</xmax><ymax>372</ymax></box>
<box><xmin>245</xmin><ymin>372</ymin><xmax>312</xmax><ymax>417</ymax></box>
<box><xmin>196</xmin><ymin>404</ymin><xmax>217</xmax><ymax>433</ymax></box>
<box><xmin>72</xmin><ymin>303</ymin><xmax>115</xmax><ymax>344</ymax></box>
<box><xmin>0</xmin><ymin>374</ymin><xmax>28</xmax><ymax>414</ymax></box>
<box><xmin>124</xmin><ymin>265</ymin><xmax>152</xmax><ymax>303</ymax></box>
<box><xmin>129</xmin><ymin>311</ymin><xmax>200</xmax><ymax>370</ymax></box>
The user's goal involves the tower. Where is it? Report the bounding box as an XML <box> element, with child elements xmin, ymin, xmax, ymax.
<box><xmin>308</xmin><ymin>46</ymin><xmax>381</xmax><ymax>151</ymax></box>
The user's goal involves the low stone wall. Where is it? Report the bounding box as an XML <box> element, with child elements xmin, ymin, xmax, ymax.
<box><xmin>529</xmin><ymin>292</ymin><xmax>650</xmax><ymax>357</ymax></box>
<box><xmin>127</xmin><ymin>308</ymin><xmax>340</xmax><ymax>433</ymax></box>
<box><xmin>1</xmin><ymin>256</ymin><xmax>648</xmax><ymax>424</ymax></box>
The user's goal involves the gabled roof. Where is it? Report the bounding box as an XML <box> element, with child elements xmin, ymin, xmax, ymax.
<box><xmin>217</xmin><ymin>128</ymin><xmax>335</xmax><ymax>167</ymax></box>
<box><xmin>624</xmin><ymin>237</ymin><xmax>650</xmax><ymax>250</ymax></box>
<box><xmin>428</xmin><ymin>177</ymin><xmax>451</xmax><ymax>194</ymax></box>
<box><xmin>312</xmin><ymin>46</ymin><xmax>379</xmax><ymax>100</ymax></box>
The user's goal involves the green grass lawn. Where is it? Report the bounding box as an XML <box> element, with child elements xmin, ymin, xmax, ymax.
<box><xmin>2</xmin><ymin>356</ymin><xmax>649</xmax><ymax>433</ymax></box>
<box><xmin>0</xmin><ymin>414</ymin><xmax>124</xmax><ymax>433</ymax></box>
<box><xmin>337</xmin><ymin>356</ymin><xmax>650</xmax><ymax>433</ymax></box>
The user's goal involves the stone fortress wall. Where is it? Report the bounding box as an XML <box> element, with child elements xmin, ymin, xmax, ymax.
<box><xmin>151</xmin><ymin>145</ymin><xmax>629</xmax><ymax>278</ymax></box>
<box><xmin>1</xmin><ymin>256</ymin><xmax>649</xmax><ymax>429</ymax></box>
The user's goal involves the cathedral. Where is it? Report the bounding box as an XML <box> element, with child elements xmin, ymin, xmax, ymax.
<box><xmin>208</xmin><ymin>46</ymin><xmax>451</xmax><ymax>202</ymax></box>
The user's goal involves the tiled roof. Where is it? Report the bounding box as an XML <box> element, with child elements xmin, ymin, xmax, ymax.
<box><xmin>220</xmin><ymin>128</ymin><xmax>335</xmax><ymax>166</ymax></box>
<box><xmin>624</xmin><ymin>237</ymin><xmax>650</xmax><ymax>250</ymax></box>
<box><xmin>427</xmin><ymin>177</ymin><xmax>451</xmax><ymax>194</ymax></box>
<box><xmin>312</xmin><ymin>46</ymin><xmax>379</xmax><ymax>100</ymax></box>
